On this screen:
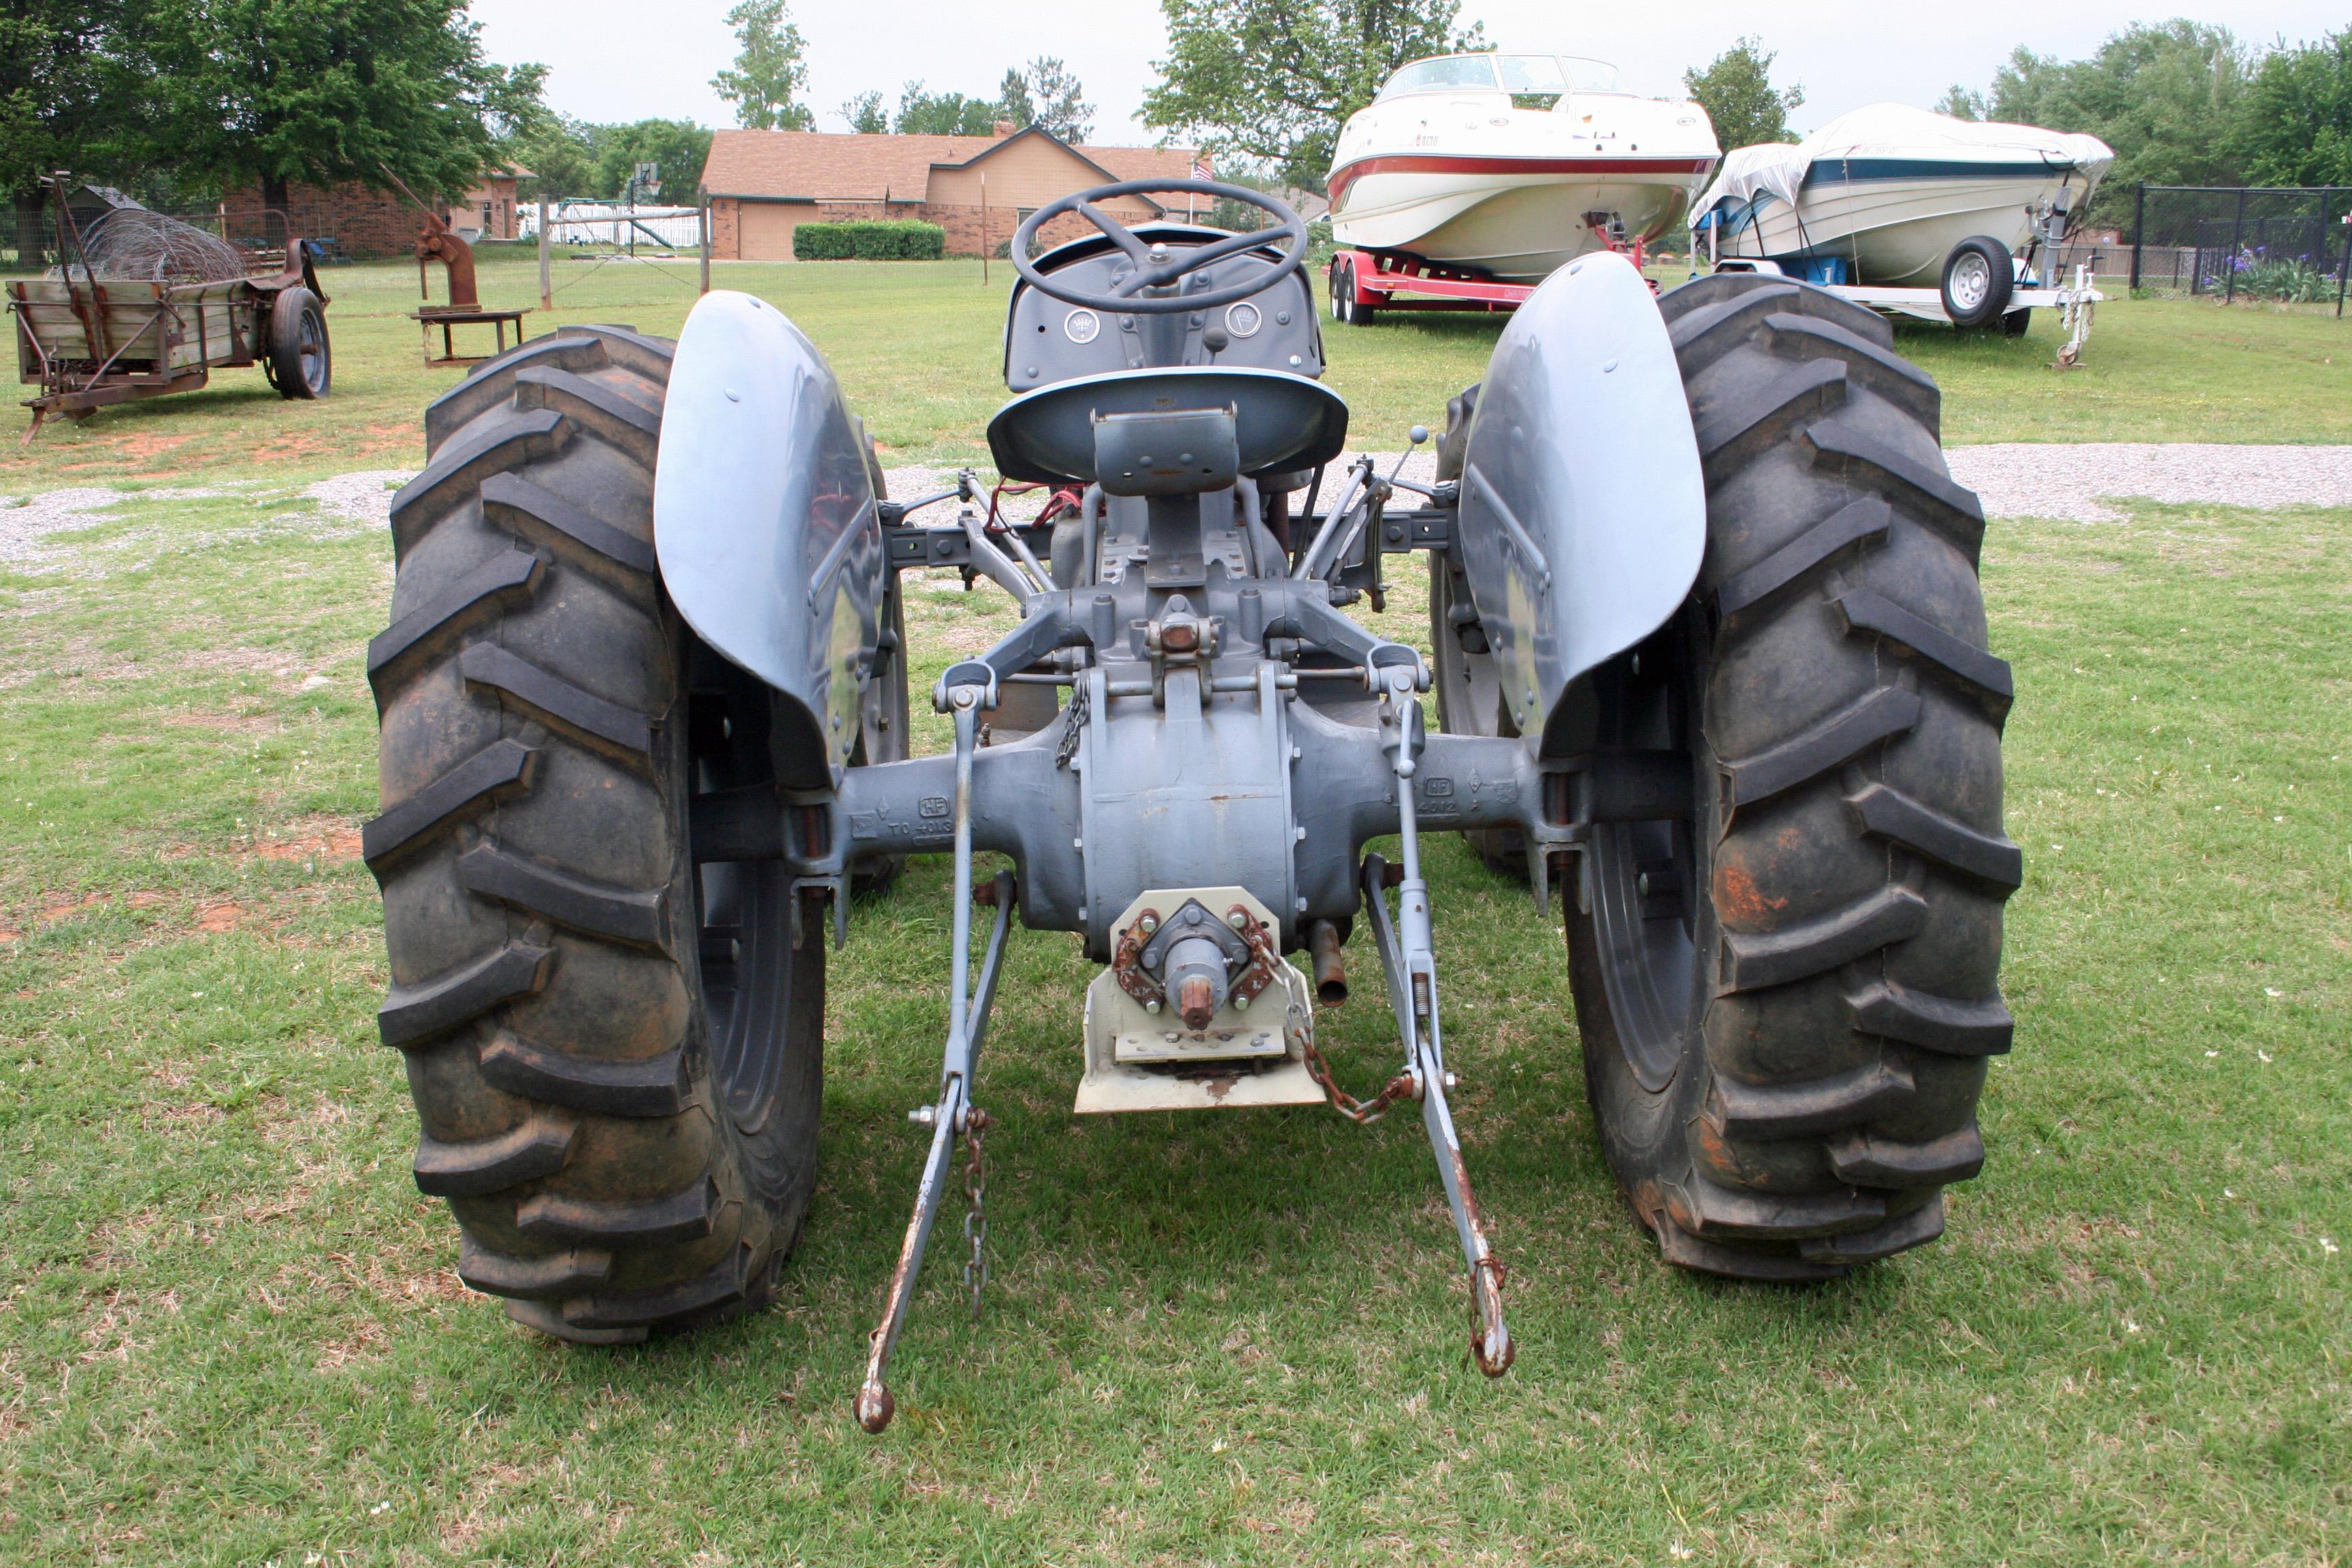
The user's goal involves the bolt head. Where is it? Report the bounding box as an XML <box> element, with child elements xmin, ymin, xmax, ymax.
<box><xmin>1226</xmin><ymin>909</ymin><xmax>1248</xmax><ymax>931</ymax></box>
<box><xmin>1441</xmin><ymin>1070</ymin><xmax>1460</xmax><ymax>1091</ymax></box>
<box><xmin>1232</xmin><ymin>993</ymin><xmax>1250</xmax><ymax>1011</ymax></box>
<box><xmin>1139</xmin><ymin>913</ymin><xmax>1159</xmax><ymax>936</ymax></box>
<box><xmin>909</xmin><ymin>1105</ymin><xmax>937</xmax><ymax>1128</ymax></box>
<box><xmin>1144</xmin><ymin>997</ymin><xmax>1161</xmax><ymax>1015</ymax></box>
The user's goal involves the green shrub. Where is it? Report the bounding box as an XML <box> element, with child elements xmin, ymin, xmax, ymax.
<box><xmin>793</xmin><ymin>220</ymin><xmax>945</xmax><ymax>261</ymax></box>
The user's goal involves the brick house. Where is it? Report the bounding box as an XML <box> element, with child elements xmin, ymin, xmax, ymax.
<box><xmin>699</xmin><ymin>125</ymin><xmax>1205</xmax><ymax>262</ymax></box>
<box><xmin>216</xmin><ymin>164</ymin><xmax>531</xmax><ymax>257</ymax></box>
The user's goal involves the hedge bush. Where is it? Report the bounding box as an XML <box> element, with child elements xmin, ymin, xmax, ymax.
<box><xmin>793</xmin><ymin>220</ymin><xmax>946</xmax><ymax>261</ymax></box>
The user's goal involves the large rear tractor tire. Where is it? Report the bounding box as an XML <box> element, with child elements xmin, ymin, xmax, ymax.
<box><xmin>1572</xmin><ymin>273</ymin><xmax>2021</xmax><ymax>1279</ymax></box>
<box><xmin>367</xmin><ymin>324</ymin><xmax>827</xmax><ymax>1341</ymax></box>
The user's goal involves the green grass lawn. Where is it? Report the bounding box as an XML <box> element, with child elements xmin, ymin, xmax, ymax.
<box><xmin>1</xmin><ymin>462</ymin><xmax>2346</xmax><ymax>1561</ymax></box>
<box><xmin>5</xmin><ymin>252</ymin><xmax>2349</xmax><ymax>496</ymax></box>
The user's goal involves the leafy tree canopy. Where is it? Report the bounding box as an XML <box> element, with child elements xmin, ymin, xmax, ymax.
<box><xmin>1007</xmin><ymin>56</ymin><xmax>1094</xmax><ymax>144</ymax></box>
<box><xmin>713</xmin><ymin>0</ymin><xmax>814</xmax><ymax>132</ymax></box>
<box><xmin>2225</xmin><ymin>28</ymin><xmax>2352</xmax><ymax>187</ymax></box>
<box><xmin>1935</xmin><ymin>85</ymin><xmax>1987</xmax><ymax>122</ymax></box>
<box><xmin>1141</xmin><ymin>0</ymin><xmax>1484</xmax><ymax>191</ymax></box>
<box><xmin>1683</xmin><ymin>37</ymin><xmax>1805</xmax><ymax>151</ymax></box>
<box><xmin>840</xmin><ymin>91</ymin><xmax>887</xmax><ymax>135</ymax></box>
<box><xmin>146</xmin><ymin>0</ymin><xmax>544</xmax><ymax>212</ymax></box>
<box><xmin>892</xmin><ymin>82</ymin><xmax>999</xmax><ymax>137</ymax></box>
<box><xmin>1925</xmin><ymin>20</ymin><xmax>2255</xmax><ymax>224</ymax></box>
<box><xmin>497</xmin><ymin>116</ymin><xmax>713</xmax><ymax>203</ymax></box>
<box><xmin>2</xmin><ymin>0</ymin><xmax>152</xmax><ymax>209</ymax></box>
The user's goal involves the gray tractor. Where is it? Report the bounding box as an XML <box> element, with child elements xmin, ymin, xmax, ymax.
<box><xmin>365</xmin><ymin>180</ymin><xmax>2016</xmax><ymax>1428</ymax></box>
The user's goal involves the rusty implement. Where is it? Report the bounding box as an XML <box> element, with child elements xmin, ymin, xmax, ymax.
<box><xmin>409</xmin><ymin>210</ymin><xmax>527</xmax><ymax>366</ymax></box>
<box><xmin>8</xmin><ymin>172</ymin><xmax>331</xmax><ymax>437</ymax></box>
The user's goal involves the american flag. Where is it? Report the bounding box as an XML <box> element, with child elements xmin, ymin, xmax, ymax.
<box><xmin>1190</xmin><ymin>157</ymin><xmax>1214</xmax><ymax>182</ymax></box>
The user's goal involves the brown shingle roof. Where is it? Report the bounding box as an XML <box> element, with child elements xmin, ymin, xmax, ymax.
<box><xmin>699</xmin><ymin>127</ymin><xmax>1202</xmax><ymax>203</ymax></box>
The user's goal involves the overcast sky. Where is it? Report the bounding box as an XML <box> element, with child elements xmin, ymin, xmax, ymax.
<box><xmin>469</xmin><ymin>0</ymin><xmax>2344</xmax><ymax>146</ymax></box>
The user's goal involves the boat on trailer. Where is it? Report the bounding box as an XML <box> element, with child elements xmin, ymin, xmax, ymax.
<box><xmin>1326</xmin><ymin>52</ymin><xmax>1718</xmax><ymax>287</ymax></box>
<box><xmin>1693</xmin><ymin>104</ymin><xmax>2110</xmax><ymax>314</ymax></box>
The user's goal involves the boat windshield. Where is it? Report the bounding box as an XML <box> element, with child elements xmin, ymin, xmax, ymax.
<box><xmin>1376</xmin><ymin>54</ymin><xmax>1620</xmax><ymax>103</ymax></box>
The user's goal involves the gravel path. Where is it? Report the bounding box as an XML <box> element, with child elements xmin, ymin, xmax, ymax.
<box><xmin>6</xmin><ymin>444</ymin><xmax>2349</xmax><ymax>563</ymax></box>
<box><xmin>895</xmin><ymin>445</ymin><xmax>2352</xmax><ymax>525</ymax></box>
<box><xmin>1944</xmin><ymin>444</ymin><xmax>2352</xmax><ymax>522</ymax></box>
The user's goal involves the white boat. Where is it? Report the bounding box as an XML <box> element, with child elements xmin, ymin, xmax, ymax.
<box><xmin>1326</xmin><ymin>53</ymin><xmax>1719</xmax><ymax>284</ymax></box>
<box><xmin>1693</xmin><ymin>104</ymin><xmax>2112</xmax><ymax>289</ymax></box>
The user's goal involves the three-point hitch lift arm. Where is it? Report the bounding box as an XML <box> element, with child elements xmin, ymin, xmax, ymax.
<box><xmin>838</xmin><ymin>455</ymin><xmax>1531</xmax><ymax>1431</ymax></box>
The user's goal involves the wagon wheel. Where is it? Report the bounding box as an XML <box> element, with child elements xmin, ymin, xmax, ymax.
<box><xmin>267</xmin><ymin>287</ymin><xmax>331</xmax><ymax>399</ymax></box>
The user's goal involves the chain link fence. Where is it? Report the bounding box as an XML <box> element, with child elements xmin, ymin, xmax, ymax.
<box><xmin>2128</xmin><ymin>185</ymin><xmax>2352</xmax><ymax>313</ymax></box>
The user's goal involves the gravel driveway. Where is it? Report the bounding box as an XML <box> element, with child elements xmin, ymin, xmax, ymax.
<box><xmin>8</xmin><ymin>445</ymin><xmax>2351</xmax><ymax>563</ymax></box>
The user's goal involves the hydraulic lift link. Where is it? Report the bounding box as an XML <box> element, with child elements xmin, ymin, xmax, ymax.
<box><xmin>1359</xmin><ymin>664</ymin><xmax>1514</xmax><ymax>1377</ymax></box>
<box><xmin>855</xmin><ymin>687</ymin><xmax>1017</xmax><ymax>1434</ymax></box>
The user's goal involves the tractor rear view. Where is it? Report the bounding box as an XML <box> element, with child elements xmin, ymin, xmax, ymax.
<box><xmin>363</xmin><ymin>181</ymin><xmax>2016</xmax><ymax>1423</ymax></box>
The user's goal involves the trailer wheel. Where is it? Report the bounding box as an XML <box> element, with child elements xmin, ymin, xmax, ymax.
<box><xmin>1329</xmin><ymin>259</ymin><xmax>1356</xmax><ymax>324</ymax></box>
<box><xmin>367</xmin><ymin>324</ymin><xmax>826</xmax><ymax>1342</ymax></box>
<box><xmin>1939</xmin><ymin>238</ymin><xmax>2014</xmax><ymax>329</ymax></box>
<box><xmin>1572</xmin><ymin>273</ymin><xmax>2019</xmax><ymax>1279</ymax></box>
<box><xmin>266</xmin><ymin>287</ymin><xmax>331</xmax><ymax>399</ymax></box>
<box><xmin>2002</xmin><ymin>308</ymin><xmax>2032</xmax><ymax>338</ymax></box>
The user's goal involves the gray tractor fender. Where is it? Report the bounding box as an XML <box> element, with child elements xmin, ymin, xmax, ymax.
<box><xmin>653</xmin><ymin>290</ymin><xmax>884</xmax><ymax>787</ymax></box>
<box><xmin>1453</xmin><ymin>251</ymin><xmax>1705</xmax><ymax>751</ymax></box>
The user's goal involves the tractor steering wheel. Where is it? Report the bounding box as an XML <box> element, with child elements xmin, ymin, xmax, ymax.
<box><xmin>1010</xmin><ymin>178</ymin><xmax>1308</xmax><ymax>315</ymax></box>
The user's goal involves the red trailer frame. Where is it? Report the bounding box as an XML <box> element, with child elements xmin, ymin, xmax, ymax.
<box><xmin>1328</xmin><ymin>240</ymin><xmax>1654</xmax><ymax>323</ymax></box>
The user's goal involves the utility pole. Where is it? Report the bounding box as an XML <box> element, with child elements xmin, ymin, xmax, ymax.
<box><xmin>700</xmin><ymin>200</ymin><xmax>712</xmax><ymax>295</ymax></box>
<box><xmin>537</xmin><ymin>197</ymin><xmax>552</xmax><ymax>312</ymax></box>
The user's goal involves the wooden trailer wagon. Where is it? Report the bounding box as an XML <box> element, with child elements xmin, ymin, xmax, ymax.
<box><xmin>7</xmin><ymin>176</ymin><xmax>332</xmax><ymax>438</ymax></box>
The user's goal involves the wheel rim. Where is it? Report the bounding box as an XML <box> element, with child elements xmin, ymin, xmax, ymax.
<box><xmin>298</xmin><ymin>310</ymin><xmax>325</xmax><ymax>391</ymax></box>
<box><xmin>1949</xmin><ymin>252</ymin><xmax>1990</xmax><ymax>313</ymax></box>
<box><xmin>691</xmin><ymin>717</ymin><xmax>807</xmax><ymax>1136</ymax></box>
<box><xmin>695</xmin><ymin>858</ymin><xmax>802</xmax><ymax>1132</ymax></box>
<box><xmin>1583</xmin><ymin>638</ymin><xmax>1701</xmax><ymax>1093</ymax></box>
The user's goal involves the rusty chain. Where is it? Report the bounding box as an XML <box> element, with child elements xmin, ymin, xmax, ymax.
<box><xmin>962</xmin><ymin>1108</ymin><xmax>992</xmax><ymax>1319</ymax></box>
<box><xmin>1294</xmin><ymin>1022</ymin><xmax>1416</xmax><ymax>1125</ymax></box>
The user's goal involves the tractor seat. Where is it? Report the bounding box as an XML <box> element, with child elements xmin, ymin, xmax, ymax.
<box><xmin>987</xmin><ymin>367</ymin><xmax>1348</xmax><ymax>488</ymax></box>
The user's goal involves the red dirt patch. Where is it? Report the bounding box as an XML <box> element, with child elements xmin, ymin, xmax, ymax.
<box><xmin>0</xmin><ymin>927</ymin><xmax>21</xmax><ymax>946</ymax></box>
<box><xmin>253</xmin><ymin>817</ymin><xmax>365</xmax><ymax>862</ymax></box>
<box><xmin>37</xmin><ymin>891</ymin><xmax>108</xmax><ymax>924</ymax></box>
<box><xmin>196</xmin><ymin>902</ymin><xmax>244</xmax><ymax>932</ymax></box>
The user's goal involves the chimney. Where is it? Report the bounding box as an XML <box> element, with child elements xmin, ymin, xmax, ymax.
<box><xmin>992</xmin><ymin>120</ymin><xmax>1016</xmax><ymax>137</ymax></box>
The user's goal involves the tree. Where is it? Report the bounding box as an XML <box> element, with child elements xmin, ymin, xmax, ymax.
<box><xmin>1</xmin><ymin>0</ymin><xmax>150</xmax><ymax>255</ymax></box>
<box><xmin>893</xmin><ymin>82</ymin><xmax>998</xmax><ymax>137</ymax></box>
<box><xmin>500</xmin><ymin>110</ymin><xmax>600</xmax><ymax>201</ymax></box>
<box><xmin>138</xmin><ymin>0</ymin><xmax>544</xmax><ymax>218</ymax></box>
<box><xmin>1965</xmin><ymin>22</ymin><xmax>2252</xmax><ymax>223</ymax></box>
<box><xmin>712</xmin><ymin>0</ymin><xmax>814</xmax><ymax>131</ymax></box>
<box><xmin>994</xmin><ymin>69</ymin><xmax>1036</xmax><ymax>133</ymax></box>
<box><xmin>840</xmin><ymin>91</ymin><xmax>887</xmax><ymax>135</ymax></box>
<box><xmin>1682</xmin><ymin>37</ymin><xmax>1805</xmax><ymax>151</ymax></box>
<box><xmin>1143</xmin><ymin>0</ymin><xmax>1484</xmax><ymax>191</ymax></box>
<box><xmin>2225</xmin><ymin>28</ymin><xmax>2352</xmax><ymax>187</ymax></box>
<box><xmin>590</xmin><ymin>119</ymin><xmax>713</xmax><ymax>203</ymax></box>
<box><xmin>1934</xmin><ymin>85</ymin><xmax>1986</xmax><ymax>121</ymax></box>
<box><xmin>1021</xmin><ymin>56</ymin><xmax>1093</xmax><ymax>143</ymax></box>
